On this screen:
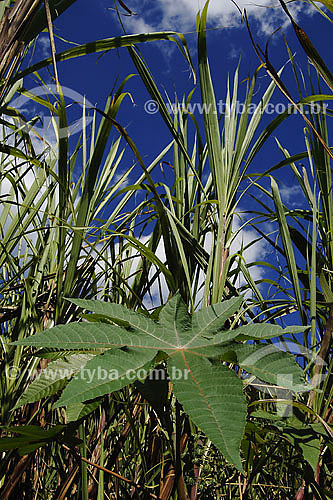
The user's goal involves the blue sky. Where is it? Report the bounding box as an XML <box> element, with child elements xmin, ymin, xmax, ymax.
<box><xmin>13</xmin><ymin>0</ymin><xmax>332</xmax><ymax>314</ymax></box>
<box><xmin>25</xmin><ymin>0</ymin><xmax>331</xmax><ymax>165</ymax></box>
<box><xmin>30</xmin><ymin>0</ymin><xmax>330</xmax><ymax>175</ymax></box>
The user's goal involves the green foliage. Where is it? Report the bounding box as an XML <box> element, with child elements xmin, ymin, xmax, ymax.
<box><xmin>13</xmin><ymin>354</ymin><xmax>95</xmax><ymax>410</ymax></box>
<box><xmin>0</xmin><ymin>0</ymin><xmax>332</xmax><ymax>497</ymax></box>
<box><xmin>0</xmin><ymin>424</ymin><xmax>81</xmax><ymax>455</ymax></box>
<box><xmin>14</xmin><ymin>294</ymin><xmax>307</xmax><ymax>470</ymax></box>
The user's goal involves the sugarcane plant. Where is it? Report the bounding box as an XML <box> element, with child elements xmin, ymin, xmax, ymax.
<box><xmin>1</xmin><ymin>0</ymin><xmax>332</xmax><ymax>498</ymax></box>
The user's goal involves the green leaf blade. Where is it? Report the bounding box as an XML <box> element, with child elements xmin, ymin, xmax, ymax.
<box><xmin>233</xmin><ymin>323</ymin><xmax>308</xmax><ymax>341</ymax></box>
<box><xmin>14</xmin><ymin>354</ymin><xmax>94</xmax><ymax>410</ymax></box>
<box><xmin>169</xmin><ymin>351</ymin><xmax>246</xmax><ymax>470</ymax></box>
<box><xmin>12</xmin><ymin>322</ymin><xmax>166</xmax><ymax>350</ymax></box>
<box><xmin>157</xmin><ymin>294</ymin><xmax>192</xmax><ymax>346</ymax></box>
<box><xmin>191</xmin><ymin>296</ymin><xmax>244</xmax><ymax>339</ymax></box>
<box><xmin>54</xmin><ymin>347</ymin><xmax>157</xmax><ymax>407</ymax></box>
<box><xmin>68</xmin><ymin>298</ymin><xmax>174</xmax><ymax>348</ymax></box>
<box><xmin>222</xmin><ymin>344</ymin><xmax>308</xmax><ymax>391</ymax></box>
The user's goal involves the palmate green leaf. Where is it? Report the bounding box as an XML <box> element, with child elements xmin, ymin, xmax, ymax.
<box><xmin>283</xmin><ymin>425</ymin><xmax>321</xmax><ymax>473</ymax></box>
<box><xmin>251</xmin><ymin>414</ymin><xmax>322</xmax><ymax>472</ymax></box>
<box><xmin>69</xmin><ymin>298</ymin><xmax>159</xmax><ymax>336</ymax></box>
<box><xmin>65</xmin><ymin>401</ymin><xmax>102</xmax><ymax>423</ymax></box>
<box><xmin>169</xmin><ymin>351</ymin><xmax>246</xmax><ymax>471</ymax></box>
<box><xmin>190</xmin><ymin>296</ymin><xmax>243</xmax><ymax>336</ymax></box>
<box><xmin>233</xmin><ymin>323</ymin><xmax>309</xmax><ymax>341</ymax></box>
<box><xmin>13</xmin><ymin>293</ymin><xmax>307</xmax><ymax>469</ymax></box>
<box><xmin>13</xmin><ymin>354</ymin><xmax>94</xmax><ymax>410</ymax></box>
<box><xmin>67</xmin><ymin>296</ymin><xmax>243</xmax><ymax>351</ymax></box>
<box><xmin>12</xmin><ymin>321</ymin><xmax>168</xmax><ymax>350</ymax></box>
<box><xmin>220</xmin><ymin>343</ymin><xmax>307</xmax><ymax>391</ymax></box>
<box><xmin>54</xmin><ymin>348</ymin><xmax>156</xmax><ymax>408</ymax></box>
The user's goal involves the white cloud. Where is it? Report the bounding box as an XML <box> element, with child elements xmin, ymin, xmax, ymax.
<box><xmin>36</xmin><ymin>35</ymin><xmax>51</xmax><ymax>59</ymax></box>
<box><xmin>0</xmin><ymin>163</ymin><xmax>51</xmax><ymax>258</ymax></box>
<box><xmin>228</xmin><ymin>44</ymin><xmax>243</xmax><ymax>60</ymax></box>
<box><xmin>0</xmin><ymin>116</ymin><xmax>59</xmax><ymax>261</ymax></box>
<box><xmin>279</xmin><ymin>183</ymin><xmax>304</xmax><ymax>206</ymax></box>
<box><xmin>230</xmin><ymin>215</ymin><xmax>267</xmax><ymax>286</ymax></box>
<box><xmin>92</xmin><ymin>212</ymin><xmax>267</xmax><ymax>309</ymax></box>
<box><xmin>198</xmin><ymin>216</ymin><xmax>267</xmax><ymax>302</ymax></box>
<box><xmin>120</xmin><ymin>0</ymin><xmax>316</xmax><ymax>37</ymax></box>
<box><xmin>126</xmin><ymin>16</ymin><xmax>156</xmax><ymax>33</ymax></box>
<box><xmin>88</xmin><ymin>233</ymin><xmax>168</xmax><ymax>308</ymax></box>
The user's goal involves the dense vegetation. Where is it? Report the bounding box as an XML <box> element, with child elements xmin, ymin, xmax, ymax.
<box><xmin>0</xmin><ymin>0</ymin><xmax>332</xmax><ymax>498</ymax></box>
